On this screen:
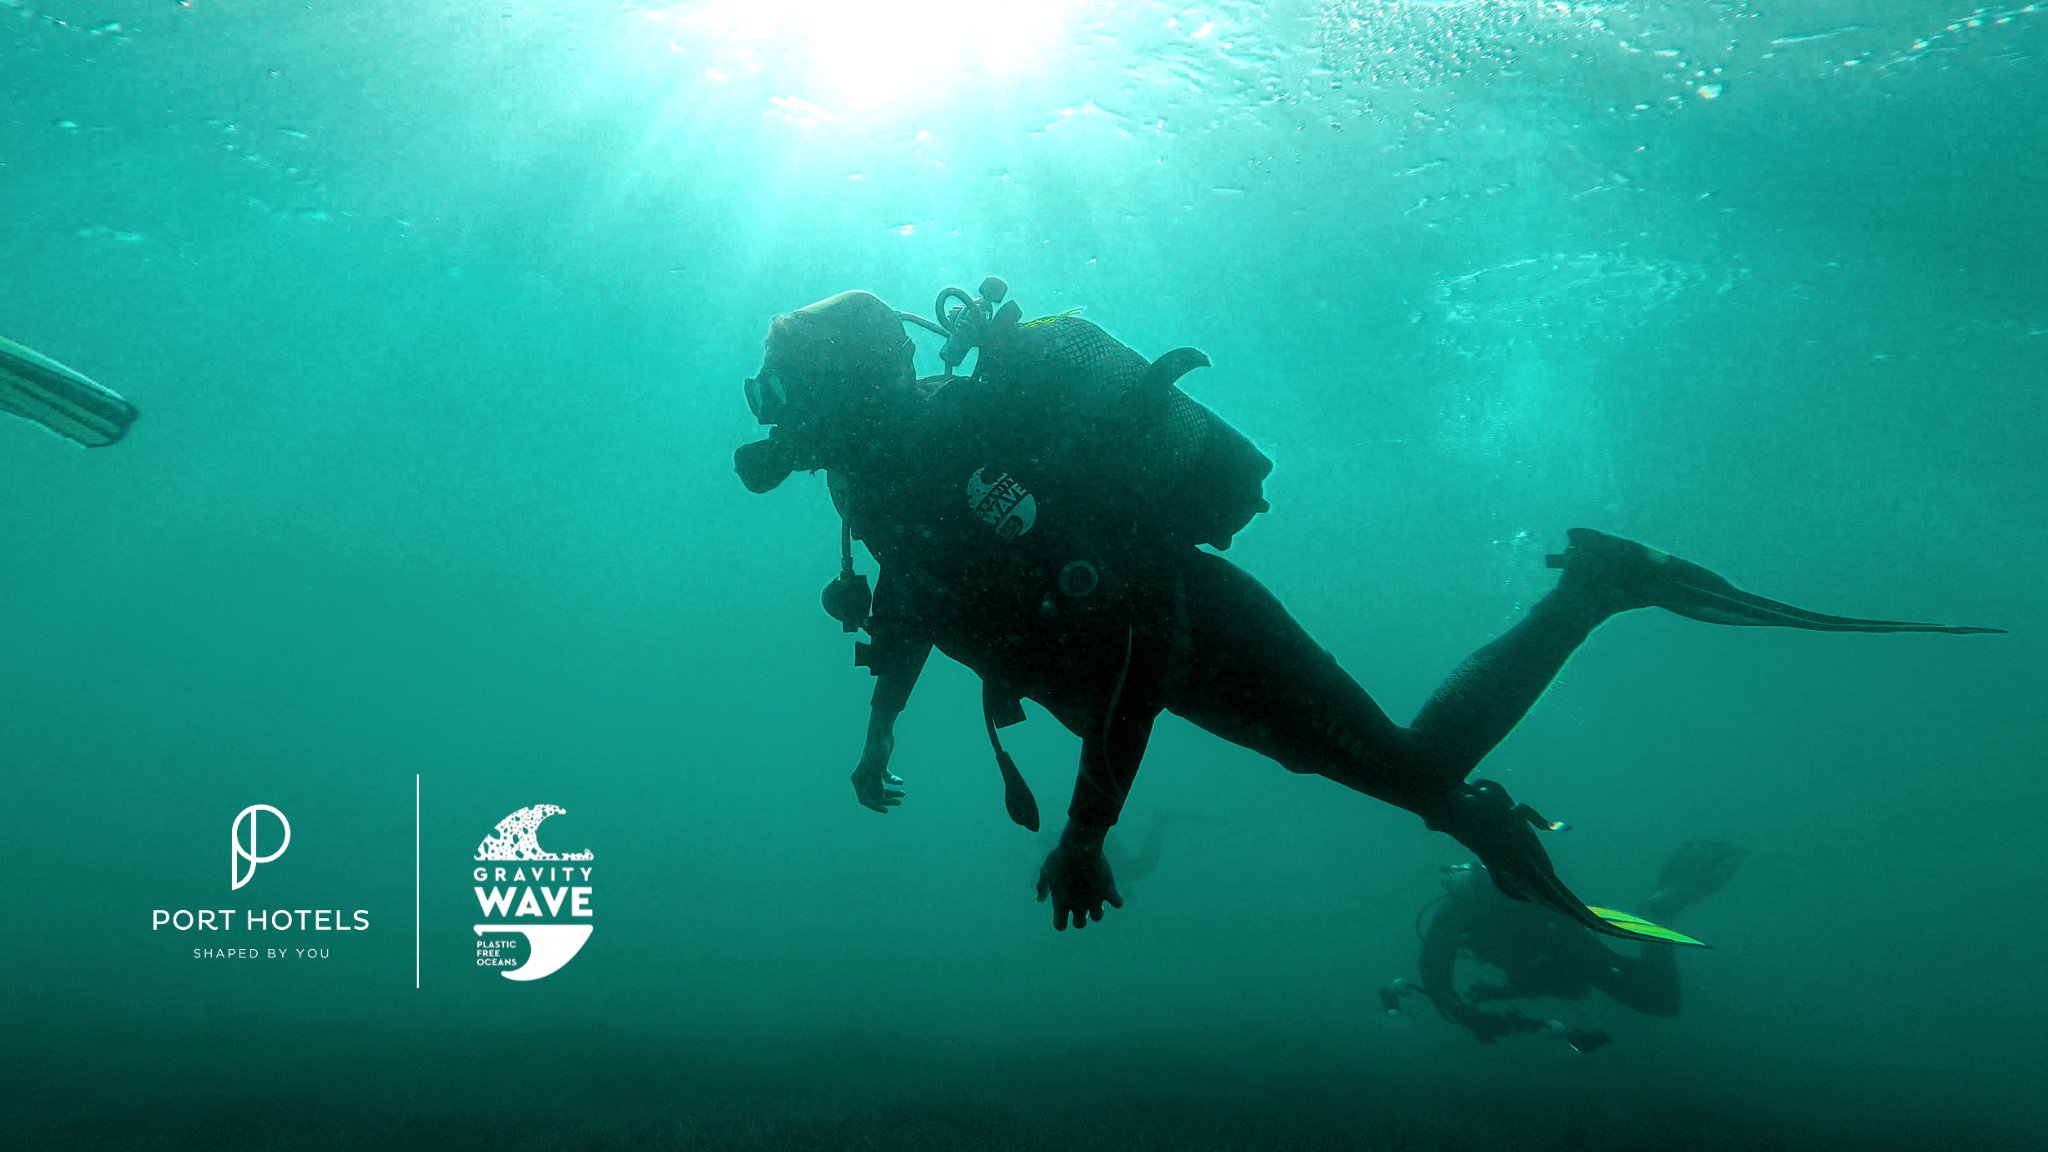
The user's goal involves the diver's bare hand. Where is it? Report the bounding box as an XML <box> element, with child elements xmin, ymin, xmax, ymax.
<box><xmin>1035</xmin><ymin>829</ymin><xmax>1123</xmax><ymax>931</ymax></box>
<box><xmin>850</xmin><ymin>730</ymin><xmax>902</xmax><ymax>813</ymax></box>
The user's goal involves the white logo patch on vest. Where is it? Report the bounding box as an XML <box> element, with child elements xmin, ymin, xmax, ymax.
<box><xmin>966</xmin><ymin>468</ymin><xmax>1037</xmax><ymax>540</ymax></box>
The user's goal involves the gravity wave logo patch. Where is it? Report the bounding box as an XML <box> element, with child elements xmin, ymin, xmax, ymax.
<box><xmin>967</xmin><ymin>467</ymin><xmax>1037</xmax><ymax>539</ymax></box>
<box><xmin>471</xmin><ymin>804</ymin><xmax>595</xmax><ymax>981</ymax></box>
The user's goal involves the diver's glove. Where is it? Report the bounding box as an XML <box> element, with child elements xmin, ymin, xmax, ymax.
<box><xmin>1421</xmin><ymin>779</ymin><xmax>1638</xmax><ymax>943</ymax></box>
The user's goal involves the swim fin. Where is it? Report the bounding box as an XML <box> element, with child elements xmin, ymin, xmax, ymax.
<box><xmin>0</xmin><ymin>335</ymin><xmax>137</xmax><ymax>447</ymax></box>
<box><xmin>1547</xmin><ymin>528</ymin><xmax>2002</xmax><ymax>635</ymax></box>
<box><xmin>1585</xmin><ymin>906</ymin><xmax>1709</xmax><ymax>948</ymax></box>
<box><xmin>1640</xmin><ymin>838</ymin><xmax>1747</xmax><ymax>921</ymax></box>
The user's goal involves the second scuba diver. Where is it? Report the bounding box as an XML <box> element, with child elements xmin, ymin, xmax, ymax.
<box><xmin>730</xmin><ymin>278</ymin><xmax>2000</xmax><ymax>935</ymax></box>
<box><xmin>1382</xmin><ymin>841</ymin><xmax>1749</xmax><ymax>1053</ymax></box>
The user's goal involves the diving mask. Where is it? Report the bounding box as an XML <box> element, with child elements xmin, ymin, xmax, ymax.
<box><xmin>744</xmin><ymin>370</ymin><xmax>792</xmax><ymax>425</ymax></box>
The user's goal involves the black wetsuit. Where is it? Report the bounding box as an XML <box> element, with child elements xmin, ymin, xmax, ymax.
<box><xmin>843</xmin><ymin>315</ymin><xmax>1616</xmax><ymax>838</ymax></box>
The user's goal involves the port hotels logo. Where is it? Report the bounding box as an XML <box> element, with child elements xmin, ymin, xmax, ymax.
<box><xmin>232</xmin><ymin>803</ymin><xmax>290</xmax><ymax>890</ymax></box>
<box><xmin>152</xmin><ymin>803</ymin><xmax>372</xmax><ymax>959</ymax></box>
<box><xmin>472</xmin><ymin>804</ymin><xmax>594</xmax><ymax>981</ymax></box>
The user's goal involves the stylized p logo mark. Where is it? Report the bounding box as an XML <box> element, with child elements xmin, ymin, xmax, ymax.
<box><xmin>231</xmin><ymin>804</ymin><xmax>291</xmax><ymax>891</ymax></box>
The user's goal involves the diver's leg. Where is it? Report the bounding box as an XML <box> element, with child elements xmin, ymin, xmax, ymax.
<box><xmin>1157</xmin><ymin>555</ymin><xmax>1415</xmax><ymax>804</ymax></box>
<box><xmin>1163</xmin><ymin>550</ymin><xmax>1606</xmax><ymax>802</ymax></box>
<box><xmin>1164</xmin><ymin>551</ymin><xmax>1630</xmax><ymax>931</ymax></box>
<box><xmin>1403</xmin><ymin>589</ymin><xmax>1609</xmax><ymax>787</ymax></box>
<box><xmin>1165</xmin><ymin>529</ymin><xmax>1995</xmax><ymax>790</ymax></box>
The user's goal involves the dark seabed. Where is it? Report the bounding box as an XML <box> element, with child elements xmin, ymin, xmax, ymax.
<box><xmin>3</xmin><ymin>0</ymin><xmax>2043</xmax><ymax>1148</ymax></box>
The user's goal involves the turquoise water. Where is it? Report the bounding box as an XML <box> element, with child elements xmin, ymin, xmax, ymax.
<box><xmin>3</xmin><ymin>1</ymin><xmax>2042</xmax><ymax>1147</ymax></box>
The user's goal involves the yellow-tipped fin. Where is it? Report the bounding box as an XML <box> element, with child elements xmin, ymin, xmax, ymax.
<box><xmin>1586</xmin><ymin>906</ymin><xmax>1710</xmax><ymax>948</ymax></box>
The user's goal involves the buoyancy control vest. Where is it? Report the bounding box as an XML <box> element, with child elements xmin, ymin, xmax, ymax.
<box><xmin>823</xmin><ymin>281</ymin><xmax>1273</xmax><ymax>626</ymax></box>
<box><xmin>836</xmin><ymin>277</ymin><xmax>1276</xmax><ymax>830</ymax></box>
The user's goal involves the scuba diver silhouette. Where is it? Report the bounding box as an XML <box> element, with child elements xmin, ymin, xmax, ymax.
<box><xmin>730</xmin><ymin>278</ymin><xmax>2000</xmax><ymax>934</ymax></box>
<box><xmin>1381</xmin><ymin>841</ymin><xmax>1749</xmax><ymax>1053</ymax></box>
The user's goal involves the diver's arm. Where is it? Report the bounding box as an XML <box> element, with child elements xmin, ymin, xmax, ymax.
<box><xmin>851</xmin><ymin>574</ymin><xmax>932</xmax><ymax>814</ymax></box>
<box><xmin>1036</xmin><ymin>703</ymin><xmax>1156</xmax><ymax>930</ymax></box>
<box><xmin>851</xmin><ymin>653</ymin><xmax>927</xmax><ymax>813</ymax></box>
<box><xmin>866</xmin><ymin>636</ymin><xmax>932</xmax><ymax>712</ymax></box>
<box><xmin>851</xmin><ymin>705</ymin><xmax>905</xmax><ymax>813</ymax></box>
<box><xmin>1415</xmin><ymin>905</ymin><xmax>1530</xmax><ymax>1043</ymax></box>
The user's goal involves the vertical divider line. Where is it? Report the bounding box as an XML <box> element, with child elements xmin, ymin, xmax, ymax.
<box><xmin>415</xmin><ymin>773</ymin><xmax>421</xmax><ymax>990</ymax></box>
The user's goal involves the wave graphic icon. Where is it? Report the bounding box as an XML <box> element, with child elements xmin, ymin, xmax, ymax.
<box><xmin>475</xmin><ymin>804</ymin><xmax>592</xmax><ymax>862</ymax></box>
<box><xmin>474</xmin><ymin>924</ymin><xmax>592</xmax><ymax>981</ymax></box>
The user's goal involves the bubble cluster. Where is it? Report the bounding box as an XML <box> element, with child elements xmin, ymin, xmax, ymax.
<box><xmin>1884</xmin><ymin>2</ymin><xmax>2045</xmax><ymax>68</ymax></box>
<box><xmin>4</xmin><ymin>0</ymin><xmax>140</xmax><ymax>44</ymax></box>
<box><xmin>1340</xmin><ymin>2</ymin><xmax>1769</xmax><ymax>116</ymax></box>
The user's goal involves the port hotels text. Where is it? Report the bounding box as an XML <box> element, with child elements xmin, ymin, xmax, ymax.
<box><xmin>153</xmin><ymin>909</ymin><xmax>371</xmax><ymax>931</ymax></box>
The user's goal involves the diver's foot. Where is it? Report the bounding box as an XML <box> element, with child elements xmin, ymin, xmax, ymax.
<box><xmin>1421</xmin><ymin>780</ymin><xmax>1640</xmax><ymax>944</ymax></box>
<box><xmin>1545</xmin><ymin>528</ymin><xmax>2004</xmax><ymax>634</ymax></box>
<box><xmin>1545</xmin><ymin>528</ymin><xmax>1679</xmax><ymax>618</ymax></box>
<box><xmin>1639</xmin><ymin>839</ymin><xmax>1748</xmax><ymax>922</ymax></box>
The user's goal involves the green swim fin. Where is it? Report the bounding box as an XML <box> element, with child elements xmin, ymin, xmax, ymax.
<box><xmin>1586</xmin><ymin>906</ymin><xmax>1709</xmax><ymax>948</ymax></box>
<box><xmin>0</xmin><ymin>335</ymin><xmax>138</xmax><ymax>447</ymax></box>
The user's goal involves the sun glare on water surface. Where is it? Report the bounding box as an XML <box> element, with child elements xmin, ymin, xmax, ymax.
<box><xmin>634</xmin><ymin>0</ymin><xmax>1076</xmax><ymax>115</ymax></box>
